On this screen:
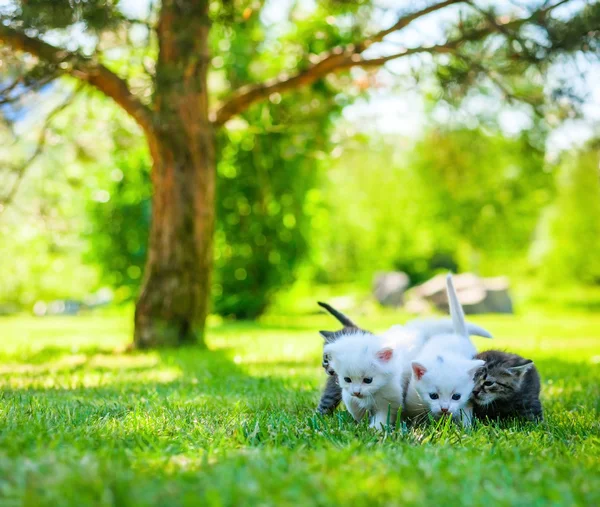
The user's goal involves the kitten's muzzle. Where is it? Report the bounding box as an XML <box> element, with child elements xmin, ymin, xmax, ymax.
<box><xmin>351</xmin><ymin>391</ymin><xmax>363</xmax><ymax>398</ymax></box>
<box><xmin>326</xmin><ymin>367</ymin><xmax>335</xmax><ymax>376</ymax></box>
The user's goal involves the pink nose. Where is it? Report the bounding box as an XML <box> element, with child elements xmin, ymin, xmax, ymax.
<box><xmin>440</xmin><ymin>408</ymin><xmax>449</xmax><ymax>414</ymax></box>
<box><xmin>352</xmin><ymin>391</ymin><xmax>362</xmax><ymax>398</ymax></box>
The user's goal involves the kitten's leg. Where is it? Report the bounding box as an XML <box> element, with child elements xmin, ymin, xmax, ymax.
<box><xmin>316</xmin><ymin>375</ymin><xmax>342</xmax><ymax>415</ymax></box>
<box><xmin>370</xmin><ymin>403</ymin><xmax>400</xmax><ymax>430</ymax></box>
<box><xmin>342</xmin><ymin>390</ymin><xmax>366</xmax><ymax>422</ymax></box>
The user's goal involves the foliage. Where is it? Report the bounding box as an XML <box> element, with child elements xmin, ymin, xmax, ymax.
<box><xmin>213</xmin><ymin>93</ymin><xmax>338</xmax><ymax>318</ymax></box>
<box><xmin>85</xmin><ymin>143</ymin><xmax>151</xmax><ymax>300</ymax></box>
<box><xmin>534</xmin><ymin>141</ymin><xmax>600</xmax><ymax>285</ymax></box>
<box><xmin>409</xmin><ymin>126</ymin><xmax>553</xmax><ymax>274</ymax></box>
<box><xmin>312</xmin><ymin>124</ymin><xmax>553</xmax><ymax>286</ymax></box>
<box><xmin>210</xmin><ymin>5</ymin><xmax>349</xmax><ymax>318</ymax></box>
<box><xmin>0</xmin><ymin>91</ymin><xmax>108</xmax><ymax>307</ymax></box>
<box><xmin>0</xmin><ymin>311</ymin><xmax>599</xmax><ymax>504</ymax></box>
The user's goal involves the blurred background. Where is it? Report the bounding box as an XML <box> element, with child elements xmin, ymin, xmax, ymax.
<box><xmin>1</xmin><ymin>0</ymin><xmax>599</xmax><ymax>324</ymax></box>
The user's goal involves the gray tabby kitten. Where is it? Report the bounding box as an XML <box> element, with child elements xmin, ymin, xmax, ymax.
<box><xmin>316</xmin><ymin>302</ymin><xmax>373</xmax><ymax>415</ymax></box>
<box><xmin>472</xmin><ymin>350</ymin><xmax>543</xmax><ymax>422</ymax></box>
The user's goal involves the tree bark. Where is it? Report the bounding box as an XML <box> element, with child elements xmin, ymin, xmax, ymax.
<box><xmin>134</xmin><ymin>0</ymin><xmax>215</xmax><ymax>348</ymax></box>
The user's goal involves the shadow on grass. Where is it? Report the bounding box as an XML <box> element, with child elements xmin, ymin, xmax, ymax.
<box><xmin>0</xmin><ymin>343</ymin><xmax>315</xmax><ymax>415</ymax></box>
<box><xmin>0</xmin><ymin>345</ymin><xmax>116</xmax><ymax>365</ymax></box>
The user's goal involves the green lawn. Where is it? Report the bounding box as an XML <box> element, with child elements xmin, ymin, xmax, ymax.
<box><xmin>0</xmin><ymin>310</ymin><xmax>599</xmax><ymax>506</ymax></box>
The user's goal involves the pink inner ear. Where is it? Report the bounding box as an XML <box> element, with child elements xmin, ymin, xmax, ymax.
<box><xmin>377</xmin><ymin>348</ymin><xmax>393</xmax><ymax>362</ymax></box>
<box><xmin>412</xmin><ymin>362</ymin><xmax>427</xmax><ymax>380</ymax></box>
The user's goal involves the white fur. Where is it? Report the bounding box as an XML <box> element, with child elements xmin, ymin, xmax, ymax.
<box><xmin>404</xmin><ymin>274</ymin><xmax>486</xmax><ymax>427</ymax></box>
<box><xmin>324</xmin><ymin>332</ymin><xmax>405</xmax><ymax>429</ymax></box>
<box><xmin>404</xmin><ymin>317</ymin><xmax>492</xmax><ymax>340</ymax></box>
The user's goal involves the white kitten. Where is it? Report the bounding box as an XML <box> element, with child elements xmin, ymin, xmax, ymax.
<box><xmin>324</xmin><ymin>332</ymin><xmax>404</xmax><ymax>429</ymax></box>
<box><xmin>404</xmin><ymin>274</ymin><xmax>486</xmax><ymax>427</ymax></box>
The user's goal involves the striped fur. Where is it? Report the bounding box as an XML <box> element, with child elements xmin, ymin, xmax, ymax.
<box><xmin>317</xmin><ymin>374</ymin><xmax>343</xmax><ymax>415</ymax></box>
<box><xmin>316</xmin><ymin>303</ymin><xmax>371</xmax><ymax>414</ymax></box>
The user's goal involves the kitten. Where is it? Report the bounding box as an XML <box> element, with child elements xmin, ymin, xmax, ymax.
<box><xmin>315</xmin><ymin>301</ymin><xmax>492</xmax><ymax>415</ymax></box>
<box><xmin>405</xmin><ymin>274</ymin><xmax>486</xmax><ymax>427</ymax></box>
<box><xmin>472</xmin><ymin>350</ymin><xmax>543</xmax><ymax>422</ymax></box>
<box><xmin>316</xmin><ymin>302</ymin><xmax>374</xmax><ymax>415</ymax></box>
<box><xmin>317</xmin><ymin>301</ymin><xmax>371</xmax><ymax>376</ymax></box>
<box><xmin>324</xmin><ymin>332</ymin><xmax>404</xmax><ymax>429</ymax></box>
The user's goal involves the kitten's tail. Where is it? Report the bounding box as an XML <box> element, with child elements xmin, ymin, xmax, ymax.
<box><xmin>405</xmin><ymin>318</ymin><xmax>492</xmax><ymax>339</ymax></box>
<box><xmin>317</xmin><ymin>301</ymin><xmax>358</xmax><ymax>328</ymax></box>
<box><xmin>447</xmin><ymin>273</ymin><xmax>468</xmax><ymax>338</ymax></box>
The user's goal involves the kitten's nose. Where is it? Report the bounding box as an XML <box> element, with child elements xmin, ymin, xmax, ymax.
<box><xmin>352</xmin><ymin>391</ymin><xmax>362</xmax><ymax>398</ymax></box>
<box><xmin>440</xmin><ymin>407</ymin><xmax>449</xmax><ymax>414</ymax></box>
<box><xmin>472</xmin><ymin>389</ymin><xmax>480</xmax><ymax>397</ymax></box>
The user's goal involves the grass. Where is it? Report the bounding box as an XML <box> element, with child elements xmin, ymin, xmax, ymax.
<box><xmin>0</xmin><ymin>309</ymin><xmax>599</xmax><ymax>506</ymax></box>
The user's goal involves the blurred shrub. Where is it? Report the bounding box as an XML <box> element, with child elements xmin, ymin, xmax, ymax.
<box><xmin>213</xmin><ymin>90</ymin><xmax>339</xmax><ymax>318</ymax></box>
<box><xmin>85</xmin><ymin>144</ymin><xmax>151</xmax><ymax>300</ymax></box>
<box><xmin>312</xmin><ymin>125</ymin><xmax>553</xmax><ymax>285</ymax></box>
<box><xmin>409</xmin><ymin>126</ymin><xmax>553</xmax><ymax>275</ymax></box>
<box><xmin>533</xmin><ymin>141</ymin><xmax>600</xmax><ymax>285</ymax></box>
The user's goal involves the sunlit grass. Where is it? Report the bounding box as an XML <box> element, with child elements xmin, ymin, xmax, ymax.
<box><xmin>0</xmin><ymin>310</ymin><xmax>599</xmax><ymax>506</ymax></box>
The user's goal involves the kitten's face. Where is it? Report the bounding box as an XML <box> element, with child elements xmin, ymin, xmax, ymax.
<box><xmin>322</xmin><ymin>352</ymin><xmax>335</xmax><ymax>376</ymax></box>
<box><xmin>335</xmin><ymin>361</ymin><xmax>387</xmax><ymax>400</ymax></box>
<box><xmin>412</xmin><ymin>358</ymin><xmax>484</xmax><ymax>419</ymax></box>
<box><xmin>472</xmin><ymin>362</ymin><xmax>533</xmax><ymax>406</ymax></box>
<box><xmin>324</xmin><ymin>337</ymin><xmax>394</xmax><ymax>400</ymax></box>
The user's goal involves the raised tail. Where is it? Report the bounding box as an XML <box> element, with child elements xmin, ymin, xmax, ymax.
<box><xmin>465</xmin><ymin>322</ymin><xmax>492</xmax><ymax>339</ymax></box>
<box><xmin>317</xmin><ymin>301</ymin><xmax>358</xmax><ymax>328</ymax></box>
<box><xmin>446</xmin><ymin>273</ymin><xmax>468</xmax><ymax>338</ymax></box>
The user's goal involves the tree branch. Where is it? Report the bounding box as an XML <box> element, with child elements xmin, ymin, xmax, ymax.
<box><xmin>212</xmin><ymin>0</ymin><xmax>573</xmax><ymax>126</ymax></box>
<box><xmin>212</xmin><ymin>0</ymin><xmax>467</xmax><ymax>125</ymax></box>
<box><xmin>457</xmin><ymin>53</ymin><xmax>546</xmax><ymax>117</ymax></box>
<box><xmin>356</xmin><ymin>0</ymin><xmax>466</xmax><ymax>51</ymax></box>
<box><xmin>0</xmin><ymin>86</ymin><xmax>81</xmax><ymax>212</ymax></box>
<box><xmin>0</xmin><ymin>23</ymin><xmax>155</xmax><ymax>137</ymax></box>
<box><xmin>0</xmin><ymin>72</ymin><xmax>57</xmax><ymax>105</ymax></box>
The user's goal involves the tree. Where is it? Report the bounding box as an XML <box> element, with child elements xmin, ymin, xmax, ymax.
<box><xmin>1</xmin><ymin>0</ymin><xmax>598</xmax><ymax>348</ymax></box>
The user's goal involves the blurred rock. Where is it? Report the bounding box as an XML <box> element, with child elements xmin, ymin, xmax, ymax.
<box><xmin>373</xmin><ymin>271</ymin><xmax>410</xmax><ymax>307</ymax></box>
<box><xmin>34</xmin><ymin>300</ymin><xmax>83</xmax><ymax>316</ymax></box>
<box><xmin>84</xmin><ymin>288</ymin><xmax>113</xmax><ymax>309</ymax></box>
<box><xmin>410</xmin><ymin>273</ymin><xmax>513</xmax><ymax>314</ymax></box>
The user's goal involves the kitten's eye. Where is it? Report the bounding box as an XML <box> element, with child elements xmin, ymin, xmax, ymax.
<box><xmin>363</xmin><ymin>377</ymin><xmax>373</xmax><ymax>384</ymax></box>
<box><xmin>452</xmin><ymin>394</ymin><xmax>461</xmax><ymax>401</ymax></box>
<box><xmin>429</xmin><ymin>393</ymin><xmax>439</xmax><ymax>400</ymax></box>
<box><xmin>343</xmin><ymin>377</ymin><xmax>352</xmax><ymax>383</ymax></box>
<box><xmin>483</xmin><ymin>380</ymin><xmax>494</xmax><ymax>387</ymax></box>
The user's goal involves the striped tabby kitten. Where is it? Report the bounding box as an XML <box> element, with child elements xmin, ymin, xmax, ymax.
<box><xmin>472</xmin><ymin>350</ymin><xmax>543</xmax><ymax>422</ymax></box>
<box><xmin>316</xmin><ymin>302</ymin><xmax>373</xmax><ymax>415</ymax></box>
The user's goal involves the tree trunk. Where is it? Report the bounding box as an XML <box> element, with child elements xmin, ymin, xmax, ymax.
<box><xmin>134</xmin><ymin>1</ymin><xmax>214</xmax><ymax>348</ymax></box>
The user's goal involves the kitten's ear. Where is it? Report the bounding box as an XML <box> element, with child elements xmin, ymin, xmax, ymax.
<box><xmin>411</xmin><ymin>361</ymin><xmax>427</xmax><ymax>380</ymax></box>
<box><xmin>319</xmin><ymin>331</ymin><xmax>336</xmax><ymax>343</ymax></box>
<box><xmin>507</xmin><ymin>360</ymin><xmax>534</xmax><ymax>378</ymax></box>
<box><xmin>323</xmin><ymin>342</ymin><xmax>335</xmax><ymax>359</ymax></box>
<box><xmin>376</xmin><ymin>347</ymin><xmax>394</xmax><ymax>363</ymax></box>
<box><xmin>468</xmin><ymin>359</ymin><xmax>486</xmax><ymax>376</ymax></box>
